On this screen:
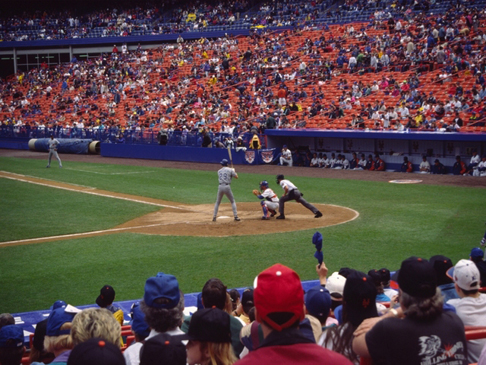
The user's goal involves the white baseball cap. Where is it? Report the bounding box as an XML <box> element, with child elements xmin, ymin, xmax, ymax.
<box><xmin>447</xmin><ymin>259</ymin><xmax>481</xmax><ymax>291</ymax></box>
<box><xmin>326</xmin><ymin>272</ymin><xmax>346</xmax><ymax>300</ymax></box>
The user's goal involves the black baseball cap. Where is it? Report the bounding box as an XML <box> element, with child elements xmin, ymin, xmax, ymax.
<box><xmin>140</xmin><ymin>333</ymin><xmax>186</xmax><ymax>365</ymax></box>
<box><xmin>67</xmin><ymin>338</ymin><xmax>125</xmax><ymax>365</ymax></box>
<box><xmin>397</xmin><ymin>257</ymin><xmax>437</xmax><ymax>298</ymax></box>
<box><xmin>183</xmin><ymin>308</ymin><xmax>232</xmax><ymax>343</ymax></box>
<box><xmin>96</xmin><ymin>285</ymin><xmax>115</xmax><ymax>307</ymax></box>
<box><xmin>343</xmin><ymin>271</ymin><xmax>378</xmax><ymax>328</ymax></box>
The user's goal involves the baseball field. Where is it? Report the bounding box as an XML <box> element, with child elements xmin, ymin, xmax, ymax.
<box><xmin>0</xmin><ymin>149</ymin><xmax>485</xmax><ymax>315</ymax></box>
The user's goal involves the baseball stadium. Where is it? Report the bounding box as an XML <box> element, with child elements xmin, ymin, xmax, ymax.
<box><xmin>1</xmin><ymin>0</ymin><xmax>486</xmax><ymax>364</ymax></box>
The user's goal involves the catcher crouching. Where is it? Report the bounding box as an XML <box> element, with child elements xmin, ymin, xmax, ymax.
<box><xmin>252</xmin><ymin>180</ymin><xmax>279</xmax><ymax>220</ymax></box>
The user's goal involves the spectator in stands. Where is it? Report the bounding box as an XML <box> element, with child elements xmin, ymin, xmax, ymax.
<box><xmin>67</xmin><ymin>338</ymin><xmax>125</xmax><ymax>365</ymax></box>
<box><xmin>29</xmin><ymin>319</ymin><xmax>55</xmax><ymax>365</ymax></box>
<box><xmin>400</xmin><ymin>156</ymin><xmax>413</xmax><ymax>173</ymax></box>
<box><xmin>96</xmin><ymin>285</ymin><xmax>124</xmax><ymax>326</ymax></box>
<box><xmin>184</xmin><ymin>308</ymin><xmax>236</xmax><ymax>365</ymax></box>
<box><xmin>183</xmin><ymin>278</ymin><xmax>244</xmax><ymax>358</ymax></box>
<box><xmin>123</xmin><ymin>303</ymin><xmax>150</xmax><ymax>365</ymax></box>
<box><xmin>43</xmin><ymin>306</ymin><xmax>77</xmax><ymax>365</ymax></box>
<box><xmin>353</xmin><ymin>257</ymin><xmax>468</xmax><ymax>365</ymax></box>
<box><xmin>321</xmin><ymin>270</ymin><xmax>378</xmax><ymax>364</ymax></box>
<box><xmin>139</xmin><ymin>273</ymin><xmax>187</xmax><ymax>363</ymax></box>
<box><xmin>235</xmin><ymin>289</ymin><xmax>254</xmax><ymax>325</ymax></box>
<box><xmin>431</xmin><ymin>159</ymin><xmax>446</xmax><ymax>174</ymax></box>
<box><xmin>429</xmin><ymin>255</ymin><xmax>459</xmax><ymax>302</ymax></box>
<box><xmin>470</xmin><ymin>247</ymin><xmax>486</xmax><ymax>286</ymax></box>
<box><xmin>0</xmin><ymin>325</ymin><xmax>25</xmax><ymax>365</ymax></box>
<box><xmin>0</xmin><ymin>314</ymin><xmax>14</xmax><ymax>330</ymax></box>
<box><xmin>446</xmin><ymin>259</ymin><xmax>486</xmax><ymax>363</ymax></box>
<box><xmin>419</xmin><ymin>156</ymin><xmax>430</xmax><ymax>173</ymax></box>
<box><xmin>235</xmin><ymin>263</ymin><xmax>352</xmax><ymax>365</ymax></box>
<box><xmin>71</xmin><ymin>308</ymin><xmax>121</xmax><ymax>348</ymax></box>
<box><xmin>452</xmin><ymin>155</ymin><xmax>467</xmax><ymax>175</ymax></box>
<box><xmin>367</xmin><ymin>270</ymin><xmax>391</xmax><ymax>302</ymax></box>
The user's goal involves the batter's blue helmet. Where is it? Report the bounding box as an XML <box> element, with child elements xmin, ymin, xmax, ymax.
<box><xmin>260</xmin><ymin>180</ymin><xmax>269</xmax><ymax>190</ymax></box>
<box><xmin>220</xmin><ymin>159</ymin><xmax>229</xmax><ymax>166</ymax></box>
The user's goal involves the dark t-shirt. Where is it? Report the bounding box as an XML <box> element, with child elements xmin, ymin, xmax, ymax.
<box><xmin>366</xmin><ymin>312</ymin><xmax>467</xmax><ymax>365</ymax></box>
<box><xmin>473</xmin><ymin>259</ymin><xmax>486</xmax><ymax>287</ymax></box>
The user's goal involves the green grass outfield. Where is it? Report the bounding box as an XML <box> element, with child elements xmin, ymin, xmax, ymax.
<box><xmin>0</xmin><ymin>156</ymin><xmax>485</xmax><ymax>314</ymax></box>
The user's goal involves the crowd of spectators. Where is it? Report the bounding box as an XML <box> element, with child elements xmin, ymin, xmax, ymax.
<box><xmin>0</xmin><ymin>0</ymin><xmax>485</xmax><ymax>155</ymax></box>
<box><xmin>2</xmin><ymin>244</ymin><xmax>486</xmax><ymax>365</ymax></box>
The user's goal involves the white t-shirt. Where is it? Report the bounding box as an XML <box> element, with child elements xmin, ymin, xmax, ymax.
<box><xmin>124</xmin><ymin>341</ymin><xmax>143</xmax><ymax>365</ymax></box>
<box><xmin>447</xmin><ymin>294</ymin><xmax>486</xmax><ymax>363</ymax></box>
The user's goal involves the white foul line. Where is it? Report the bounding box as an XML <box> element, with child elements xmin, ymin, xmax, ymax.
<box><xmin>63</xmin><ymin>168</ymin><xmax>157</xmax><ymax>175</ymax></box>
<box><xmin>0</xmin><ymin>222</ymin><xmax>190</xmax><ymax>246</ymax></box>
<box><xmin>0</xmin><ymin>172</ymin><xmax>187</xmax><ymax>210</ymax></box>
<box><xmin>2</xmin><ymin>171</ymin><xmax>95</xmax><ymax>189</ymax></box>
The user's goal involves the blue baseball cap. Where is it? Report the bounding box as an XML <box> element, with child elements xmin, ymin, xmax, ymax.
<box><xmin>144</xmin><ymin>274</ymin><xmax>180</xmax><ymax>309</ymax></box>
<box><xmin>0</xmin><ymin>325</ymin><xmax>24</xmax><ymax>348</ymax></box>
<box><xmin>50</xmin><ymin>300</ymin><xmax>67</xmax><ymax>311</ymax></box>
<box><xmin>470</xmin><ymin>247</ymin><xmax>484</xmax><ymax>259</ymax></box>
<box><xmin>130</xmin><ymin>303</ymin><xmax>150</xmax><ymax>338</ymax></box>
<box><xmin>305</xmin><ymin>285</ymin><xmax>331</xmax><ymax>320</ymax></box>
<box><xmin>46</xmin><ymin>307</ymin><xmax>77</xmax><ymax>336</ymax></box>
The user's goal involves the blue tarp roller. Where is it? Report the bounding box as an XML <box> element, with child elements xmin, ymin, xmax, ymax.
<box><xmin>29</xmin><ymin>139</ymin><xmax>99</xmax><ymax>154</ymax></box>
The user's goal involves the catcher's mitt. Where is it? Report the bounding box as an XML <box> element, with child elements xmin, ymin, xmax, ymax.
<box><xmin>252</xmin><ymin>189</ymin><xmax>260</xmax><ymax>196</ymax></box>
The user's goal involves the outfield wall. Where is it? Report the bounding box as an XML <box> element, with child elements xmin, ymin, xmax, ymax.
<box><xmin>100</xmin><ymin>130</ymin><xmax>486</xmax><ymax>171</ymax></box>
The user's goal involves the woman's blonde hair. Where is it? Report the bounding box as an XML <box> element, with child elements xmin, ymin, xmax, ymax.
<box><xmin>43</xmin><ymin>323</ymin><xmax>73</xmax><ymax>353</ymax></box>
<box><xmin>70</xmin><ymin>308</ymin><xmax>121</xmax><ymax>347</ymax></box>
<box><xmin>201</xmin><ymin>341</ymin><xmax>237</xmax><ymax>365</ymax></box>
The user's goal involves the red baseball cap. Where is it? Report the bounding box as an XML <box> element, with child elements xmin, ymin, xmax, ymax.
<box><xmin>254</xmin><ymin>264</ymin><xmax>304</xmax><ymax>331</ymax></box>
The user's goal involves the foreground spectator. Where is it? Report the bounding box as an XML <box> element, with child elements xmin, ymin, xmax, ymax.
<box><xmin>0</xmin><ymin>314</ymin><xmax>14</xmax><ymax>330</ymax></box>
<box><xmin>139</xmin><ymin>273</ymin><xmax>186</xmax><ymax>364</ymax></box>
<box><xmin>183</xmin><ymin>278</ymin><xmax>243</xmax><ymax>357</ymax></box>
<box><xmin>447</xmin><ymin>259</ymin><xmax>486</xmax><ymax>363</ymax></box>
<box><xmin>470</xmin><ymin>247</ymin><xmax>486</xmax><ymax>285</ymax></box>
<box><xmin>0</xmin><ymin>325</ymin><xmax>25</xmax><ymax>365</ymax></box>
<box><xmin>429</xmin><ymin>255</ymin><xmax>459</xmax><ymax>302</ymax></box>
<box><xmin>124</xmin><ymin>303</ymin><xmax>150</xmax><ymax>365</ymax></box>
<box><xmin>44</xmin><ymin>306</ymin><xmax>77</xmax><ymax>364</ymax></box>
<box><xmin>29</xmin><ymin>319</ymin><xmax>55</xmax><ymax>364</ymax></box>
<box><xmin>235</xmin><ymin>263</ymin><xmax>352</xmax><ymax>364</ymax></box>
<box><xmin>95</xmin><ymin>285</ymin><xmax>125</xmax><ymax>326</ymax></box>
<box><xmin>321</xmin><ymin>270</ymin><xmax>378</xmax><ymax>364</ymax></box>
<box><xmin>353</xmin><ymin>257</ymin><xmax>468</xmax><ymax>365</ymax></box>
<box><xmin>67</xmin><ymin>338</ymin><xmax>125</xmax><ymax>365</ymax></box>
<box><xmin>71</xmin><ymin>308</ymin><xmax>121</xmax><ymax>348</ymax></box>
<box><xmin>183</xmin><ymin>308</ymin><xmax>236</xmax><ymax>365</ymax></box>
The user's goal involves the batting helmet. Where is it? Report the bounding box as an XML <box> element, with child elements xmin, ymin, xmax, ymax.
<box><xmin>276</xmin><ymin>174</ymin><xmax>284</xmax><ymax>183</ymax></box>
<box><xmin>260</xmin><ymin>180</ymin><xmax>269</xmax><ymax>190</ymax></box>
<box><xmin>220</xmin><ymin>159</ymin><xmax>229</xmax><ymax>166</ymax></box>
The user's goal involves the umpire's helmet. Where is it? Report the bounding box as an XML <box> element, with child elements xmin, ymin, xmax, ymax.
<box><xmin>276</xmin><ymin>174</ymin><xmax>284</xmax><ymax>183</ymax></box>
<box><xmin>220</xmin><ymin>159</ymin><xmax>229</xmax><ymax>166</ymax></box>
<box><xmin>260</xmin><ymin>180</ymin><xmax>269</xmax><ymax>190</ymax></box>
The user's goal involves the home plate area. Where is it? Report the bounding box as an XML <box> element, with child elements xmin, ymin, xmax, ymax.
<box><xmin>115</xmin><ymin>203</ymin><xmax>359</xmax><ymax>237</ymax></box>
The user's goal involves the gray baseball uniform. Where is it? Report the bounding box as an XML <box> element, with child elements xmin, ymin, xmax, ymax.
<box><xmin>47</xmin><ymin>137</ymin><xmax>62</xmax><ymax>168</ymax></box>
<box><xmin>213</xmin><ymin>166</ymin><xmax>238</xmax><ymax>220</ymax></box>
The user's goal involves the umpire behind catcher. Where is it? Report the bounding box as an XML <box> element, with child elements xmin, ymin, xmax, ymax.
<box><xmin>213</xmin><ymin>159</ymin><xmax>240</xmax><ymax>222</ymax></box>
<box><xmin>276</xmin><ymin>174</ymin><xmax>322</xmax><ymax>219</ymax></box>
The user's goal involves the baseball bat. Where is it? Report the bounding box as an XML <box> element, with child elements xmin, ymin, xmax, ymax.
<box><xmin>227</xmin><ymin>146</ymin><xmax>234</xmax><ymax>169</ymax></box>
